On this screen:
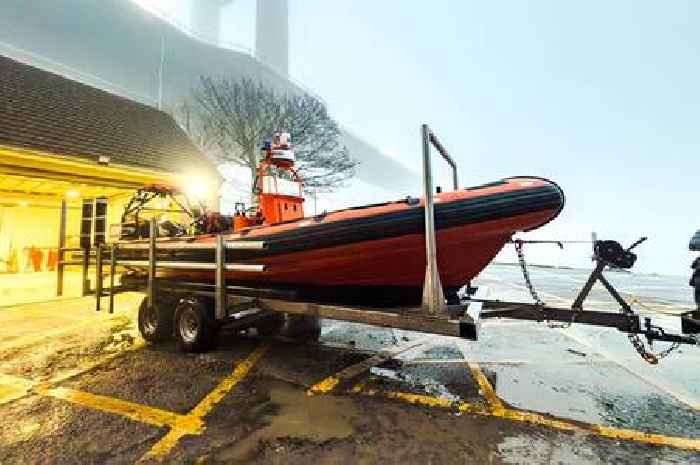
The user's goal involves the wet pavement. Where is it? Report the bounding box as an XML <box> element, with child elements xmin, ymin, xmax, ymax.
<box><xmin>1</xmin><ymin>264</ymin><xmax>699</xmax><ymax>464</ymax></box>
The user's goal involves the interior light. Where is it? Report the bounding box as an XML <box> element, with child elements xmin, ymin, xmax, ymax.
<box><xmin>66</xmin><ymin>190</ymin><xmax>80</xmax><ymax>198</ymax></box>
<box><xmin>18</xmin><ymin>201</ymin><xmax>28</xmax><ymax>207</ymax></box>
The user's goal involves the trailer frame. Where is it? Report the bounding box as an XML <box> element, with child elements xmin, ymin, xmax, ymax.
<box><xmin>70</xmin><ymin>124</ymin><xmax>698</xmax><ymax>356</ymax></box>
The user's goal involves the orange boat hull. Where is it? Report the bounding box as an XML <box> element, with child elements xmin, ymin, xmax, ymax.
<box><xmin>136</xmin><ymin>176</ymin><xmax>564</xmax><ymax>305</ymax></box>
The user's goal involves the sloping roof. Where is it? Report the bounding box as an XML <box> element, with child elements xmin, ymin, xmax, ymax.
<box><xmin>0</xmin><ymin>55</ymin><xmax>218</xmax><ymax>178</ymax></box>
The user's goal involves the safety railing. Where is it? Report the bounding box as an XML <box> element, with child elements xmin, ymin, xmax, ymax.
<box><xmin>59</xmin><ymin>219</ymin><xmax>268</xmax><ymax>317</ymax></box>
<box><xmin>421</xmin><ymin>124</ymin><xmax>459</xmax><ymax>314</ymax></box>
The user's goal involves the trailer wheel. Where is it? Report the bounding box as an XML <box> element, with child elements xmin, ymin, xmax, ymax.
<box><xmin>282</xmin><ymin>315</ymin><xmax>321</xmax><ymax>341</ymax></box>
<box><xmin>255</xmin><ymin>314</ymin><xmax>320</xmax><ymax>341</ymax></box>
<box><xmin>256</xmin><ymin>313</ymin><xmax>286</xmax><ymax>337</ymax></box>
<box><xmin>174</xmin><ymin>297</ymin><xmax>219</xmax><ymax>353</ymax></box>
<box><xmin>138</xmin><ymin>298</ymin><xmax>174</xmax><ymax>344</ymax></box>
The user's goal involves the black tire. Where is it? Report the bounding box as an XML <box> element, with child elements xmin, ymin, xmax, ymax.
<box><xmin>138</xmin><ymin>298</ymin><xmax>175</xmax><ymax>343</ymax></box>
<box><xmin>173</xmin><ymin>297</ymin><xmax>219</xmax><ymax>353</ymax></box>
<box><xmin>281</xmin><ymin>315</ymin><xmax>322</xmax><ymax>341</ymax></box>
<box><xmin>695</xmin><ymin>281</ymin><xmax>700</xmax><ymax>308</ymax></box>
<box><xmin>255</xmin><ymin>312</ymin><xmax>286</xmax><ymax>337</ymax></box>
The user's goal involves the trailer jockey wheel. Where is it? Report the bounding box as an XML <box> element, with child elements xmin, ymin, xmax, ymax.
<box><xmin>173</xmin><ymin>297</ymin><xmax>219</xmax><ymax>353</ymax></box>
<box><xmin>138</xmin><ymin>299</ymin><xmax>174</xmax><ymax>344</ymax></box>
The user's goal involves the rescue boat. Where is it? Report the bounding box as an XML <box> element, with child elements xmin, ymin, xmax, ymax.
<box><xmin>121</xmin><ymin>133</ymin><xmax>564</xmax><ymax>306</ymax></box>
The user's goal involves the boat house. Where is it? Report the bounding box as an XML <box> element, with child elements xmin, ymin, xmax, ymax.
<box><xmin>0</xmin><ymin>55</ymin><xmax>220</xmax><ymax>301</ymax></box>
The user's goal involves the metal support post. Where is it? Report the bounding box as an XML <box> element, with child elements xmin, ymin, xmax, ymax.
<box><xmin>81</xmin><ymin>248</ymin><xmax>90</xmax><ymax>296</ymax></box>
<box><xmin>215</xmin><ymin>234</ymin><xmax>226</xmax><ymax>320</ymax></box>
<box><xmin>147</xmin><ymin>218</ymin><xmax>157</xmax><ymax>309</ymax></box>
<box><xmin>571</xmin><ymin>260</ymin><xmax>605</xmax><ymax>309</ymax></box>
<box><xmin>56</xmin><ymin>199</ymin><xmax>67</xmax><ymax>296</ymax></box>
<box><xmin>95</xmin><ymin>243</ymin><xmax>103</xmax><ymax>311</ymax></box>
<box><xmin>421</xmin><ymin>124</ymin><xmax>459</xmax><ymax>314</ymax></box>
<box><xmin>109</xmin><ymin>244</ymin><xmax>116</xmax><ymax>314</ymax></box>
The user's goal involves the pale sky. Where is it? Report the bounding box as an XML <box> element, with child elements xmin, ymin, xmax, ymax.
<box><xmin>137</xmin><ymin>0</ymin><xmax>699</xmax><ymax>276</ymax></box>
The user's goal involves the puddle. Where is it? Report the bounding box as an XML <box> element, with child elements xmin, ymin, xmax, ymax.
<box><xmin>214</xmin><ymin>378</ymin><xmax>360</xmax><ymax>464</ymax></box>
<box><xmin>481</xmin><ymin>361</ymin><xmax>700</xmax><ymax>437</ymax></box>
<box><xmin>365</xmin><ymin>360</ymin><xmax>481</xmax><ymax>405</ymax></box>
<box><xmin>409</xmin><ymin>342</ymin><xmax>463</xmax><ymax>360</ymax></box>
<box><xmin>498</xmin><ymin>433</ymin><xmax>606</xmax><ymax>464</ymax></box>
<box><xmin>320</xmin><ymin>320</ymin><xmax>418</xmax><ymax>352</ymax></box>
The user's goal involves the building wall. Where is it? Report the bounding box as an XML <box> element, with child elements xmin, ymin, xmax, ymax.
<box><xmin>0</xmin><ymin>0</ymin><xmax>417</xmax><ymax>195</ymax></box>
<box><xmin>0</xmin><ymin>204</ymin><xmax>79</xmax><ymax>273</ymax></box>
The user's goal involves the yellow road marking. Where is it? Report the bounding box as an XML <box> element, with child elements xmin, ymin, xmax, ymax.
<box><xmin>140</xmin><ymin>343</ymin><xmax>269</xmax><ymax>462</ymax></box>
<box><xmin>45</xmin><ymin>339</ymin><xmax>146</xmax><ymax>386</ymax></box>
<box><xmin>38</xmin><ymin>386</ymin><xmax>203</xmax><ymax>433</ymax></box>
<box><xmin>308</xmin><ymin>375</ymin><xmax>340</xmax><ymax>395</ymax></box>
<box><xmin>307</xmin><ymin>337</ymin><xmax>433</xmax><ymax>395</ymax></box>
<box><xmin>188</xmin><ymin>344</ymin><xmax>269</xmax><ymax>419</ymax></box>
<box><xmin>0</xmin><ymin>335</ymin><xmax>143</xmax><ymax>407</ymax></box>
<box><xmin>352</xmin><ymin>385</ymin><xmax>700</xmax><ymax>451</ymax></box>
<box><xmin>466</xmin><ymin>362</ymin><xmax>504</xmax><ymax>410</ymax></box>
<box><xmin>0</xmin><ymin>373</ymin><xmax>34</xmax><ymax>405</ymax></box>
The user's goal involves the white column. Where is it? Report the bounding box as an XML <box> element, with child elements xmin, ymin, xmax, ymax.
<box><xmin>255</xmin><ymin>0</ymin><xmax>289</xmax><ymax>76</ymax></box>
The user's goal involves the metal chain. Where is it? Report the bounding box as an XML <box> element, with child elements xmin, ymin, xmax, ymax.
<box><xmin>514</xmin><ymin>240</ymin><xmax>571</xmax><ymax>328</ymax></box>
<box><xmin>514</xmin><ymin>240</ymin><xmax>544</xmax><ymax>306</ymax></box>
<box><xmin>514</xmin><ymin>240</ymin><xmax>680</xmax><ymax>361</ymax></box>
<box><xmin>621</xmin><ymin>308</ymin><xmax>680</xmax><ymax>364</ymax></box>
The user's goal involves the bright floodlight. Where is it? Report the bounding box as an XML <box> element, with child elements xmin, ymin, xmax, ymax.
<box><xmin>185</xmin><ymin>177</ymin><xmax>208</xmax><ymax>200</ymax></box>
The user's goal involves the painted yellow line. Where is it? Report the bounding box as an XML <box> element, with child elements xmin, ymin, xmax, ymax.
<box><xmin>188</xmin><ymin>344</ymin><xmax>269</xmax><ymax>419</ymax></box>
<box><xmin>44</xmin><ymin>339</ymin><xmax>146</xmax><ymax>386</ymax></box>
<box><xmin>353</xmin><ymin>385</ymin><xmax>700</xmax><ymax>452</ymax></box>
<box><xmin>139</xmin><ymin>429</ymin><xmax>190</xmax><ymax>462</ymax></box>
<box><xmin>39</xmin><ymin>386</ymin><xmax>203</xmax><ymax>433</ymax></box>
<box><xmin>466</xmin><ymin>362</ymin><xmax>504</xmax><ymax>410</ymax></box>
<box><xmin>308</xmin><ymin>375</ymin><xmax>340</xmax><ymax>395</ymax></box>
<box><xmin>140</xmin><ymin>343</ymin><xmax>269</xmax><ymax>462</ymax></box>
<box><xmin>0</xmin><ymin>373</ymin><xmax>34</xmax><ymax>405</ymax></box>
<box><xmin>0</xmin><ymin>336</ymin><xmax>143</xmax><ymax>408</ymax></box>
<box><xmin>307</xmin><ymin>337</ymin><xmax>433</xmax><ymax>395</ymax></box>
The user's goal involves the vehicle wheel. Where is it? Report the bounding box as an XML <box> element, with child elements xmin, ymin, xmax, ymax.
<box><xmin>695</xmin><ymin>281</ymin><xmax>700</xmax><ymax>308</ymax></box>
<box><xmin>281</xmin><ymin>315</ymin><xmax>321</xmax><ymax>341</ymax></box>
<box><xmin>255</xmin><ymin>312</ymin><xmax>286</xmax><ymax>337</ymax></box>
<box><xmin>138</xmin><ymin>298</ymin><xmax>174</xmax><ymax>343</ymax></box>
<box><xmin>173</xmin><ymin>297</ymin><xmax>219</xmax><ymax>353</ymax></box>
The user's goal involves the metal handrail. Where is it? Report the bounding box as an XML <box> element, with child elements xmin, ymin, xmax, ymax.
<box><xmin>116</xmin><ymin>260</ymin><xmax>265</xmax><ymax>272</ymax></box>
<box><xmin>427</xmin><ymin>130</ymin><xmax>459</xmax><ymax>191</ymax></box>
<box><xmin>116</xmin><ymin>241</ymin><xmax>266</xmax><ymax>250</ymax></box>
<box><xmin>96</xmin><ymin>218</ymin><xmax>267</xmax><ymax>316</ymax></box>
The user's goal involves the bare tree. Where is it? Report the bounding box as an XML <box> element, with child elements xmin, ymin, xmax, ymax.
<box><xmin>183</xmin><ymin>77</ymin><xmax>357</xmax><ymax>193</ymax></box>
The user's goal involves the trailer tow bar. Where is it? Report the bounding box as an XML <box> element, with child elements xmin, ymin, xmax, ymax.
<box><xmin>474</xmin><ymin>237</ymin><xmax>698</xmax><ymax>364</ymax></box>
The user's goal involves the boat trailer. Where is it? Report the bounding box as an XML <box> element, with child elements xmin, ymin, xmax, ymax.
<box><xmin>68</xmin><ymin>125</ymin><xmax>698</xmax><ymax>362</ymax></box>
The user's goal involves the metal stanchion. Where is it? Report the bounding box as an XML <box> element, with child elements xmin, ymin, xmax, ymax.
<box><xmin>95</xmin><ymin>243</ymin><xmax>103</xmax><ymax>311</ymax></box>
<box><xmin>56</xmin><ymin>199</ymin><xmax>67</xmax><ymax>296</ymax></box>
<box><xmin>109</xmin><ymin>244</ymin><xmax>116</xmax><ymax>314</ymax></box>
<box><xmin>81</xmin><ymin>249</ymin><xmax>90</xmax><ymax>297</ymax></box>
<box><xmin>147</xmin><ymin>218</ymin><xmax>157</xmax><ymax>309</ymax></box>
<box><xmin>215</xmin><ymin>234</ymin><xmax>226</xmax><ymax>320</ymax></box>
